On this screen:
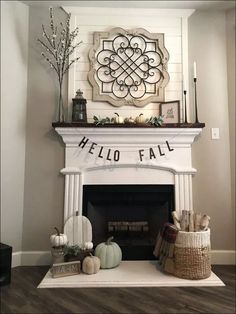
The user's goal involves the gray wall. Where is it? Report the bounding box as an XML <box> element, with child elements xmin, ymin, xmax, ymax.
<box><xmin>226</xmin><ymin>8</ymin><xmax>235</xmax><ymax>237</ymax></box>
<box><xmin>188</xmin><ymin>10</ymin><xmax>235</xmax><ymax>249</ymax></box>
<box><xmin>1</xmin><ymin>1</ymin><xmax>29</xmax><ymax>251</ymax></box>
<box><xmin>22</xmin><ymin>6</ymin><xmax>66</xmax><ymax>250</ymax></box>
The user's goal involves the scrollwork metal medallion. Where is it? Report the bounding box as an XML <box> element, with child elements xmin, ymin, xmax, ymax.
<box><xmin>88</xmin><ymin>28</ymin><xmax>170</xmax><ymax>107</ymax></box>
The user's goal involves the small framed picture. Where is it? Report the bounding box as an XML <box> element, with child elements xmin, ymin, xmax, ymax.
<box><xmin>160</xmin><ymin>100</ymin><xmax>180</xmax><ymax>123</ymax></box>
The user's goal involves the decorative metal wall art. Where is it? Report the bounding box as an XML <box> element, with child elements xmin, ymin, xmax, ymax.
<box><xmin>88</xmin><ymin>28</ymin><xmax>170</xmax><ymax>107</ymax></box>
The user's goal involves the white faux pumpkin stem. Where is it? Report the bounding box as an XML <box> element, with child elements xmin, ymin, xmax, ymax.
<box><xmin>106</xmin><ymin>236</ymin><xmax>114</xmax><ymax>245</ymax></box>
<box><xmin>54</xmin><ymin>227</ymin><xmax>60</xmax><ymax>236</ymax></box>
<box><xmin>114</xmin><ymin>112</ymin><xmax>119</xmax><ymax>117</ymax></box>
<box><xmin>139</xmin><ymin>113</ymin><xmax>143</xmax><ymax>116</ymax></box>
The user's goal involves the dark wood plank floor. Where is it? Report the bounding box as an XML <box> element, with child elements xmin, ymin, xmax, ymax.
<box><xmin>0</xmin><ymin>265</ymin><xmax>235</xmax><ymax>314</ymax></box>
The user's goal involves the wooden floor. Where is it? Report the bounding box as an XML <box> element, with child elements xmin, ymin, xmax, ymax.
<box><xmin>0</xmin><ymin>265</ymin><xmax>235</xmax><ymax>314</ymax></box>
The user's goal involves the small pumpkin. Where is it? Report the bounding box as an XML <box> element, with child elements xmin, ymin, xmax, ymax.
<box><xmin>113</xmin><ymin>112</ymin><xmax>124</xmax><ymax>124</ymax></box>
<box><xmin>50</xmin><ymin>227</ymin><xmax>68</xmax><ymax>248</ymax></box>
<box><xmin>124</xmin><ymin>117</ymin><xmax>135</xmax><ymax>124</ymax></box>
<box><xmin>82</xmin><ymin>253</ymin><xmax>100</xmax><ymax>275</ymax></box>
<box><xmin>135</xmin><ymin>113</ymin><xmax>145</xmax><ymax>124</ymax></box>
<box><xmin>95</xmin><ymin>236</ymin><xmax>122</xmax><ymax>269</ymax></box>
<box><xmin>84</xmin><ymin>241</ymin><xmax>93</xmax><ymax>250</ymax></box>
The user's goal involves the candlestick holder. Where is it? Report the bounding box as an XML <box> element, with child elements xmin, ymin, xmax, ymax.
<box><xmin>194</xmin><ymin>78</ymin><xmax>199</xmax><ymax>123</ymax></box>
<box><xmin>183</xmin><ymin>90</ymin><xmax>188</xmax><ymax>123</ymax></box>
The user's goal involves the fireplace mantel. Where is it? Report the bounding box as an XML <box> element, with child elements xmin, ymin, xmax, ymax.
<box><xmin>53</xmin><ymin>123</ymin><xmax>204</xmax><ymax>146</ymax></box>
<box><xmin>53</xmin><ymin>123</ymin><xmax>204</xmax><ymax>221</ymax></box>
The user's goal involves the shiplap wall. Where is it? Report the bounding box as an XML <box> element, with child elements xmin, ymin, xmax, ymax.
<box><xmin>64</xmin><ymin>7</ymin><xmax>194</xmax><ymax>122</ymax></box>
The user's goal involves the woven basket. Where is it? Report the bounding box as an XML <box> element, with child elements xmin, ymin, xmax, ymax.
<box><xmin>173</xmin><ymin>229</ymin><xmax>211</xmax><ymax>280</ymax></box>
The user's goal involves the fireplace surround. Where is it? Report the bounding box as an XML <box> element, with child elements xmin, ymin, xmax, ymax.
<box><xmin>53</xmin><ymin>123</ymin><xmax>204</xmax><ymax>259</ymax></box>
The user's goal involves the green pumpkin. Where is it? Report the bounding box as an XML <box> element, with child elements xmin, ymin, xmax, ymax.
<box><xmin>95</xmin><ymin>236</ymin><xmax>122</xmax><ymax>269</ymax></box>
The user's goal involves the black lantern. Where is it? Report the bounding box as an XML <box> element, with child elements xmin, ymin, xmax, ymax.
<box><xmin>72</xmin><ymin>89</ymin><xmax>87</xmax><ymax>123</ymax></box>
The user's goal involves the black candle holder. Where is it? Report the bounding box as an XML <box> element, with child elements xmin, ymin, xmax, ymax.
<box><xmin>194</xmin><ymin>78</ymin><xmax>199</xmax><ymax>123</ymax></box>
<box><xmin>183</xmin><ymin>90</ymin><xmax>188</xmax><ymax>123</ymax></box>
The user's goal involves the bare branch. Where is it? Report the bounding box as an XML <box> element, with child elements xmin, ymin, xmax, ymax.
<box><xmin>38</xmin><ymin>8</ymin><xmax>80</xmax><ymax>84</ymax></box>
<box><xmin>38</xmin><ymin>39</ymin><xmax>56</xmax><ymax>58</ymax></box>
<box><xmin>63</xmin><ymin>57</ymin><xmax>80</xmax><ymax>75</ymax></box>
<box><xmin>42</xmin><ymin>24</ymin><xmax>54</xmax><ymax>50</ymax></box>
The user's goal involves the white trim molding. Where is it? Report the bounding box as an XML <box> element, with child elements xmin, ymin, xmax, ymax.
<box><xmin>12</xmin><ymin>250</ymin><xmax>235</xmax><ymax>267</ymax></box>
<box><xmin>211</xmin><ymin>250</ymin><xmax>236</xmax><ymax>265</ymax></box>
<box><xmin>12</xmin><ymin>251</ymin><xmax>51</xmax><ymax>268</ymax></box>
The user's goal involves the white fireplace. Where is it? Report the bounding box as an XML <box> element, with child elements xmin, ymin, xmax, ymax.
<box><xmin>54</xmin><ymin>126</ymin><xmax>203</xmax><ymax>225</ymax></box>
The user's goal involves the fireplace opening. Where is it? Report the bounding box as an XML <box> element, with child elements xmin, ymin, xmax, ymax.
<box><xmin>83</xmin><ymin>185</ymin><xmax>174</xmax><ymax>260</ymax></box>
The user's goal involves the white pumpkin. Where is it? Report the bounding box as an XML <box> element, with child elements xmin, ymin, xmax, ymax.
<box><xmin>84</xmin><ymin>241</ymin><xmax>93</xmax><ymax>250</ymax></box>
<box><xmin>113</xmin><ymin>112</ymin><xmax>124</xmax><ymax>124</ymax></box>
<box><xmin>135</xmin><ymin>113</ymin><xmax>145</xmax><ymax>124</ymax></box>
<box><xmin>64</xmin><ymin>215</ymin><xmax>92</xmax><ymax>246</ymax></box>
<box><xmin>124</xmin><ymin>117</ymin><xmax>135</xmax><ymax>124</ymax></box>
<box><xmin>50</xmin><ymin>227</ymin><xmax>68</xmax><ymax>247</ymax></box>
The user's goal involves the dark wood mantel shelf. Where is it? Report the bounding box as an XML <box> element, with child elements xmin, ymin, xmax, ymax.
<box><xmin>52</xmin><ymin>122</ymin><xmax>205</xmax><ymax>128</ymax></box>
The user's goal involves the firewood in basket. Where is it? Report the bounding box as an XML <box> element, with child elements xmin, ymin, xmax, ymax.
<box><xmin>153</xmin><ymin>231</ymin><xmax>162</xmax><ymax>258</ymax></box>
<box><xmin>171</xmin><ymin>211</ymin><xmax>181</xmax><ymax>230</ymax></box>
<box><xmin>180</xmin><ymin>210</ymin><xmax>189</xmax><ymax>231</ymax></box>
<box><xmin>194</xmin><ymin>213</ymin><xmax>202</xmax><ymax>231</ymax></box>
<box><xmin>189</xmin><ymin>210</ymin><xmax>195</xmax><ymax>232</ymax></box>
<box><xmin>200</xmin><ymin>214</ymin><xmax>210</xmax><ymax>230</ymax></box>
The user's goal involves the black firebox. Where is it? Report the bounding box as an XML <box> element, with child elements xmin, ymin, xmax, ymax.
<box><xmin>83</xmin><ymin>184</ymin><xmax>174</xmax><ymax>260</ymax></box>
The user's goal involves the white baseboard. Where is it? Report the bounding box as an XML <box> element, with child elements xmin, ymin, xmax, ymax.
<box><xmin>12</xmin><ymin>251</ymin><xmax>51</xmax><ymax>267</ymax></box>
<box><xmin>12</xmin><ymin>251</ymin><xmax>22</xmax><ymax>268</ymax></box>
<box><xmin>211</xmin><ymin>250</ymin><xmax>235</xmax><ymax>265</ymax></box>
<box><xmin>12</xmin><ymin>250</ymin><xmax>235</xmax><ymax>268</ymax></box>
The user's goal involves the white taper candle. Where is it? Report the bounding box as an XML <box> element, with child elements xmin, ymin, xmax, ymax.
<box><xmin>193</xmin><ymin>62</ymin><xmax>197</xmax><ymax>79</ymax></box>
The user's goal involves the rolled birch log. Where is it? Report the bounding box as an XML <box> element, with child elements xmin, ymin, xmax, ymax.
<box><xmin>200</xmin><ymin>214</ymin><xmax>210</xmax><ymax>230</ymax></box>
<box><xmin>172</xmin><ymin>211</ymin><xmax>181</xmax><ymax>230</ymax></box>
<box><xmin>189</xmin><ymin>210</ymin><xmax>195</xmax><ymax>232</ymax></box>
<box><xmin>180</xmin><ymin>210</ymin><xmax>189</xmax><ymax>231</ymax></box>
<box><xmin>194</xmin><ymin>213</ymin><xmax>202</xmax><ymax>232</ymax></box>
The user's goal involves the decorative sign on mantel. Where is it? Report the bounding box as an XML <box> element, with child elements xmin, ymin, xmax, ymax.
<box><xmin>78</xmin><ymin>136</ymin><xmax>174</xmax><ymax>162</ymax></box>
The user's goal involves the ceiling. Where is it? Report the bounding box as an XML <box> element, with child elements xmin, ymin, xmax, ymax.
<box><xmin>20</xmin><ymin>1</ymin><xmax>235</xmax><ymax>11</ymax></box>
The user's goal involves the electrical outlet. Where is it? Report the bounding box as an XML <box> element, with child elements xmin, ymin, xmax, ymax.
<box><xmin>211</xmin><ymin>128</ymin><xmax>220</xmax><ymax>140</ymax></box>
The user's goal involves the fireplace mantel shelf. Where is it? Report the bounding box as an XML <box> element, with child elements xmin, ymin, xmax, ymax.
<box><xmin>53</xmin><ymin>122</ymin><xmax>205</xmax><ymax>146</ymax></box>
<box><xmin>52</xmin><ymin>122</ymin><xmax>205</xmax><ymax>128</ymax></box>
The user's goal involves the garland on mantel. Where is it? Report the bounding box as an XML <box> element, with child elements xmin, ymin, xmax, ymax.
<box><xmin>78</xmin><ymin>136</ymin><xmax>174</xmax><ymax>162</ymax></box>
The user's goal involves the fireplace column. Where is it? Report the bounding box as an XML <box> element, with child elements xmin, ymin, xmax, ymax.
<box><xmin>174</xmin><ymin>172</ymin><xmax>193</xmax><ymax>214</ymax></box>
<box><xmin>61</xmin><ymin>168</ymin><xmax>83</xmax><ymax>222</ymax></box>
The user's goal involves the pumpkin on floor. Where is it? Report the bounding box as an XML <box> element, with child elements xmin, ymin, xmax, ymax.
<box><xmin>64</xmin><ymin>215</ymin><xmax>92</xmax><ymax>246</ymax></box>
<box><xmin>95</xmin><ymin>236</ymin><xmax>122</xmax><ymax>269</ymax></box>
<box><xmin>82</xmin><ymin>254</ymin><xmax>100</xmax><ymax>275</ymax></box>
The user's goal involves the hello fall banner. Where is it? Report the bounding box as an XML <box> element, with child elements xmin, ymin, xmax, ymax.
<box><xmin>78</xmin><ymin>136</ymin><xmax>174</xmax><ymax>162</ymax></box>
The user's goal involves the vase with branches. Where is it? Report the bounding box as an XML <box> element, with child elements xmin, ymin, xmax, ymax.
<box><xmin>38</xmin><ymin>8</ymin><xmax>82</xmax><ymax>122</ymax></box>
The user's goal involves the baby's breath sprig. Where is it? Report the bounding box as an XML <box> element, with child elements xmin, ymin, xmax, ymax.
<box><xmin>38</xmin><ymin>7</ymin><xmax>82</xmax><ymax>122</ymax></box>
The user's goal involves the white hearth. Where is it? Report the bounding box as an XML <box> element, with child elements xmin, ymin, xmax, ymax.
<box><xmin>39</xmin><ymin>261</ymin><xmax>224</xmax><ymax>288</ymax></box>
<box><xmin>54</xmin><ymin>126</ymin><xmax>203</xmax><ymax>223</ymax></box>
